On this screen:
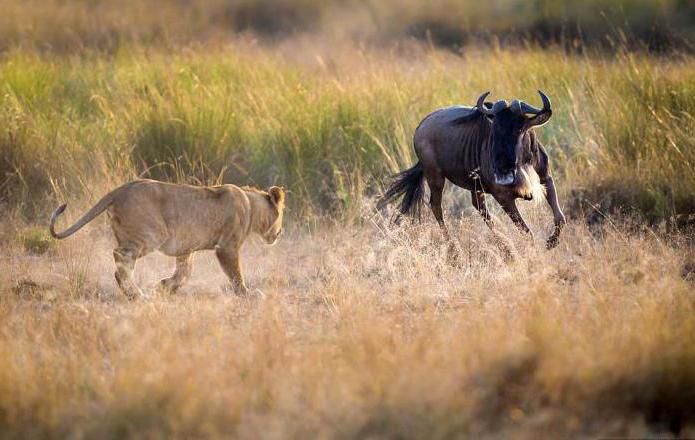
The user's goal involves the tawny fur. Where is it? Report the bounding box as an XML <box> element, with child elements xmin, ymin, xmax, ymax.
<box><xmin>50</xmin><ymin>179</ymin><xmax>285</xmax><ymax>298</ymax></box>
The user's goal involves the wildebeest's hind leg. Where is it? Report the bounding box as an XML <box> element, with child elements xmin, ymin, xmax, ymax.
<box><xmin>425</xmin><ymin>170</ymin><xmax>460</xmax><ymax>263</ymax></box>
<box><xmin>425</xmin><ymin>170</ymin><xmax>449</xmax><ymax>238</ymax></box>
<box><xmin>159</xmin><ymin>253</ymin><xmax>193</xmax><ymax>293</ymax></box>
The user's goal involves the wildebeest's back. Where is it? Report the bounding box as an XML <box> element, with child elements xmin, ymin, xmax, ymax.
<box><xmin>413</xmin><ymin>105</ymin><xmax>491</xmax><ymax>188</ymax></box>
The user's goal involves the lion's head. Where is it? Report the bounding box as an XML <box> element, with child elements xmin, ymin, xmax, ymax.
<box><xmin>249</xmin><ymin>186</ymin><xmax>286</xmax><ymax>245</ymax></box>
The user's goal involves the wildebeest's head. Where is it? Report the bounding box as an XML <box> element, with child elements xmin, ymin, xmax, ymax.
<box><xmin>476</xmin><ymin>91</ymin><xmax>552</xmax><ymax>186</ymax></box>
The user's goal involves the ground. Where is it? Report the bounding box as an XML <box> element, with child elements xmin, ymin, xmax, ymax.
<box><xmin>2</xmin><ymin>202</ymin><xmax>694</xmax><ymax>438</ymax></box>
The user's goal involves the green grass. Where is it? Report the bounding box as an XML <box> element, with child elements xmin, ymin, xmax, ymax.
<box><xmin>17</xmin><ymin>226</ymin><xmax>53</xmax><ymax>254</ymax></box>
<box><xmin>1</xmin><ymin>43</ymin><xmax>694</xmax><ymax>221</ymax></box>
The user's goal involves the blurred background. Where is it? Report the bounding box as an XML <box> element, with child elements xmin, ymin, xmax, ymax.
<box><xmin>1</xmin><ymin>0</ymin><xmax>694</xmax><ymax>52</ymax></box>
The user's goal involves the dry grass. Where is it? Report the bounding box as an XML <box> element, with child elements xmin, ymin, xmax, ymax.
<box><xmin>2</xmin><ymin>202</ymin><xmax>695</xmax><ymax>438</ymax></box>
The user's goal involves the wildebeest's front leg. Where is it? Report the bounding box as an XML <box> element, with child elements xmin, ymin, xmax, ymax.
<box><xmin>536</xmin><ymin>145</ymin><xmax>566</xmax><ymax>249</ymax></box>
<box><xmin>472</xmin><ymin>191</ymin><xmax>515</xmax><ymax>260</ymax></box>
<box><xmin>471</xmin><ymin>190</ymin><xmax>493</xmax><ymax>228</ymax></box>
<box><xmin>542</xmin><ymin>175</ymin><xmax>566</xmax><ymax>249</ymax></box>
<box><xmin>495</xmin><ymin>196</ymin><xmax>533</xmax><ymax>238</ymax></box>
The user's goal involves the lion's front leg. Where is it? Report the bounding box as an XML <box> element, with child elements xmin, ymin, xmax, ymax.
<box><xmin>215</xmin><ymin>246</ymin><xmax>248</xmax><ymax>295</ymax></box>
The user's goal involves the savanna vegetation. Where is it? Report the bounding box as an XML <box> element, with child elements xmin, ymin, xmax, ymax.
<box><xmin>1</xmin><ymin>1</ymin><xmax>695</xmax><ymax>438</ymax></box>
<box><xmin>3</xmin><ymin>44</ymin><xmax>694</xmax><ymax>222</ymax></box>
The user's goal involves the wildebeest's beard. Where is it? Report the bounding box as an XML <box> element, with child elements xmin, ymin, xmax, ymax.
<box><xmin>490</xmin><ymin>109</ymin><xmax>527</xmax><ymax>186</ymax></box>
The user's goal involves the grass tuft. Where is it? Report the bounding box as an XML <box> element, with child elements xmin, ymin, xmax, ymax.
<box><xmin>18</xmin><ymin>226</ymin><xmax>52</xmax><ymax>254</ymax></box>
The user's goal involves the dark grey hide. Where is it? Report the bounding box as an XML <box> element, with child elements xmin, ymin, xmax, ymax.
<box><xmin>378</xmin><ymin>91</ymin><xmax>566</xmax><ymax>249</ymax></box>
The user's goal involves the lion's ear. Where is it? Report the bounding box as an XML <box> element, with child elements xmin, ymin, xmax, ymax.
<box><xmin>268</xmin><ymin>186</ymin><xmax>285</xmax><ymax>206</ymax></box>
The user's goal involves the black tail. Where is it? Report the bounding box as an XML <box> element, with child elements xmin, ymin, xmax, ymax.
<box><xmin>377</xmin><ymin>162</ymin><xmax>425</xmax><ymax>221</ymax></box>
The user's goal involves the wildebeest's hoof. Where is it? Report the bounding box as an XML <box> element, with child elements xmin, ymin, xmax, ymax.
<box><xmin>446</xmin><ymin>242</ymin><xmax>462</xmax><ymax>267</ymax></box>
<box><xmin>158</xmin><ymin>278</ymin><xmax>181</xmax><ymax>294</ymax></box>
<box><xmin>546</xmin><ymin>236</ymin><xmax>559</xmax><ymax>249</ymax></box>
<box><xmin>123</xmin><ymin>290</ymin><xmax>142</xmax><ymax>301</ymax></box>
<box><xmin>502</xmin><ymin>248</ymin><xmax>516</xmax><ymax>263</ymax></box>
<box><xmin>224</xmin><ymin>284</ymin><xmax>249</xmax><ymax>297</ymax></box>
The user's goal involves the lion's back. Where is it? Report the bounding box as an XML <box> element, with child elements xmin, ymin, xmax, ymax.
<box><xmin>109</xmin><ymin>180</ymin><xmax>251</xmax><ymax>255</ymax></box>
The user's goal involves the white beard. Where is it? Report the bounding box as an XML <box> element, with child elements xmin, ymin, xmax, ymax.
<box><xmin>517</xmin><ymin>164</ymin><xmax>546</xmax><ymax>203</ymax></box>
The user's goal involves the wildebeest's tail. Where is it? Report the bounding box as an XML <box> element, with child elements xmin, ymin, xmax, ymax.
<box><xmin>49</xmin><ymin>189</ymin><xmax>119</xmax><ymax>239</ymax></box>
<box><xmin>377</xmin><ymin>162</ymin><xmax>425</xmax><ymax>220</ymax></box>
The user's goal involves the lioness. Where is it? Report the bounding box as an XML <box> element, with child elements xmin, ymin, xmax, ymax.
<box><xmin>49</xmin><ymin>179</ymin><xmax>285</xmax><ymax>298</ymax></box>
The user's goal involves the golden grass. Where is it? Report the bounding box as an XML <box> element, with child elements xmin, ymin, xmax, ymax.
<box><xmin>2</xmin><ymin>203</ymin><xmax>695</xmax><ymax>438</ymax></box>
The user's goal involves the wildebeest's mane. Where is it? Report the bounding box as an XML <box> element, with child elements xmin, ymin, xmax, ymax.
<box><xmin>448</xmin><ymin>102</ymin><xmax>493</xmax><ymax>126</ymax></box>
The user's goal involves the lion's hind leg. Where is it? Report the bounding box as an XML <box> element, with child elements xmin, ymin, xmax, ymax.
<box><xmin>159</xmin><ymin>253</ymin><xmax>193</xmax><ymax>293</ymax></box>
<box><xmin>113</xmin><ymin>248</ymin><xmax>143</xmax><ymax>299</ymax></box>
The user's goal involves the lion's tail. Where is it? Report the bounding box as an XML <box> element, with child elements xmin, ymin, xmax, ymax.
<box><xmin>50</xmin><ymin>189</ymin><xmax>119</xmax><ymax>239</ymax></box>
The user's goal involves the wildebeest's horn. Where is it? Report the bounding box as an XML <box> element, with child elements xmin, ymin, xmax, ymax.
<box><xmin>538</xmin><ymin>90</ymin><xmax>551</xmax><ymax>112</ymax></box>
<box><xmin>520</xmin><ymin>90</ymin><xmax>552</xmax><ymax>115</ymax></box>
<box><xmin>519</xmin><ymin>102</ymin><xmax>541</xmax><ymax>114</ymax></box>
<box><xmin>526</xmin><ymin>90</ymin><xmax>553</xmax><ymax>127</ymax></box>
<box><xmin>510</xmin><ymin>99</ymin><xmax>523</xmax><ymax>115</ymax></box>
<box><xmin>476</xmin><ymin>91</ymin><xmax>494</xmax><ymax>115</ymax></box>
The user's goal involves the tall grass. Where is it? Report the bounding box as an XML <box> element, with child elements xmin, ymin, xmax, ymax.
<box><xmin>1</xmin><ymin>42</ymin><xmax>695</xmax><ymax>221</ymax></box>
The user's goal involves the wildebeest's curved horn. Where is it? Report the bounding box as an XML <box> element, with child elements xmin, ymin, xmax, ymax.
<box><xmin>519</xmin><ymin>102</ymin><xmax>541</xmax><ymax>114</ymax></box>
<box><xmin>476</xmin><ymin>91</ymin><xmax>494</xmax><ymax>115</ymax></box>
<box><xmin>510</xmin><ymin>99</ymin><xmax>523</xmax><ymax>115</ymax></box>
<box><xmin>520</xmin><ymin>90</ymin><xmax>552</xmax><ymax>115</ymax></box>
<box><xmin>538</xmin><ymin>90</ymin><xmax>551</xmax><ymax>112</ymax></box>
<box><xmin>525</xmin><ymin>90</ymin><xmax>553</xmax><ymax>127</ymax></box>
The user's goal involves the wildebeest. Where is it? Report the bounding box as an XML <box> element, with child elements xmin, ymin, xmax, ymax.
<box><xmin>378</xmin><ymin>91</ymin><xmax>566</xmax><ymax>250</ymax></box>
